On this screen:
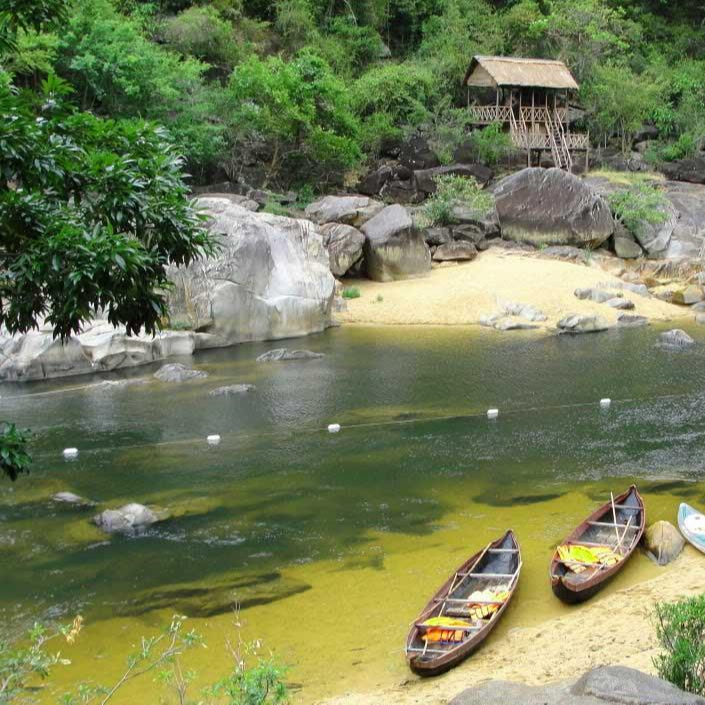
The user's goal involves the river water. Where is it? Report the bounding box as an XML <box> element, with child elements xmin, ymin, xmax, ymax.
<box><xmin>2</xmin><ymin>324</ymin><xmax>705</xmax><ymax>702</ymax></box>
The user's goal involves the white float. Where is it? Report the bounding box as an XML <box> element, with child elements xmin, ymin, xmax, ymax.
<box><xmin>63</xmin><ymin>447</ymin><xmax>79</xmax><ymax>459</ymax></box>
<box><xmin>487</xmin><ymin>408</ymin><xmax>499</xmax><ymax>420</ymax></box>
<box><xmin>600</xmin><ymin>398</ymin><xmax>611</xmax><ymax>409</ymax></box>
<box><xmin>207</xmin><ymin>434</ymin><xmax>221</xmax><ymax>446</ymax></box>
<box><xmin>328</xmin><ymin>423</ymin><xmax>341</xmax><ymax>433</ymax></box>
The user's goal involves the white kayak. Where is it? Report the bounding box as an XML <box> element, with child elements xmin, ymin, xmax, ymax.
<box><xmin>678</xmin><ymin>502</ymin><xmax>705</xmax><ymax>555</ymax></box>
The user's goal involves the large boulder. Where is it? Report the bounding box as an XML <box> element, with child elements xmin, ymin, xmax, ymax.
<box><xmin>645</xmin><ymin>521</ymin><xmax>685</xmax><ymax>565</ymax></box>
<box><xmin>319</xmin><ymin>223</ymin><xmax>365</xmax><ymax>277</ymax></box>
<box><xmin>168</xmin><ymin>198</ymin><xmax>335</xmax><ymax>345</ymax></box>
<box><xmin>93</xmin><ymin>503</ymin><xmax>165</xmax><ymax>535</ymax></box>
<box><xmin>361</xmin><ymin>204</ymin><xmax>432</xmax><ymax>282</ymax></box>
<box><xmin>494</xmin><ymin>168</ymin><xmax>614</xmax><ymax>247</ymax></box>
<box><xmin>304</xmin><ymin>195</ymin><xmax>383</xmax><ymax>226</ymax></box>
<box><xmin>661</xmin><ymin>156</ymin><xmax>705</xmax><ymax>185</ymax></box>
<box><xmin>0</xmin><ymin>322</ymin><xmax>203</xmax><ymax>382</ymax></box>
<box><xmin>432</xmin><ymin>242</ymin><xmax>477</xmax><ymax>262</ymax></box>
<box><xmin>451</xmin><ymin>666</ymin><xmax>705</xmax><ymax>705</ymax></box>
<box><xmin>659</xmin><ymin>329</ymin><xmax>695</xmax><ymax>348</ymax></box>
<box><xmin>413</xmin><ymin>164</ymin><xmax>493</xmax><ymax>194</ymax></box>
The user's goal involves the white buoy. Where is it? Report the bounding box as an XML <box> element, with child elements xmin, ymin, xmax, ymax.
<box><xmin>487</xmin><ymin>408</ymin><xmax>499</xmax><ymax>420</ymax></box>
<box><xmin>63</xmin><ymin>447</ymin><xmax>79</xmax><ymax>459</ymax></box>
<box><xmin>328</xmin><ymin>423</ymin><xmax>341</xmax><ymax>433</ymax></box>
<box><xmin>600</xmin><ymin>398</ymin><xmax>611</xmax><ymax>409</ymax></box>
<box><xmin>207</xmin><ymin>434</ymin><xmax>221</xmax><ymax>446</ymax></box>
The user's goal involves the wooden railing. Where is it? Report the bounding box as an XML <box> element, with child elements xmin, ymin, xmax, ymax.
<box><xmin>467</xmin><ymin>105</ymin><xmax>512</xmax><ymax>123</ymax></box>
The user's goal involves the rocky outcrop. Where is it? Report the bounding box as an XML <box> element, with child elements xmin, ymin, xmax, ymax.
<box><xmin>154</xmin><ymin>363</ymin><xmax>208</xmax><ymax>382</ymax></box>
<box><xmin>94</xmin><ymin>503</ymin><xmax>166</xmax><ymax>534</ymax></box>
<box><xmin>645</xmin><ymin>521</ymin><xmax>685</xmax><ymax>565</ymax></box>
<box><xmin>305</xmin><ymin>195</ymin><xmax>383</xmax><ymax>226</ymax></box>
<box><xmin>0</xmin><ymin>322</ymin><xmax>205</xmax><ymax>382</ymax></box>
<box><xmin>361</xmin><ymin>205</ymin><xmax>431</xmax><ymax>282</ymax></box>
<box><xmin>209</xmin><ymin>384</ymin><xmax>255</xmax><ymax>396</ymax></box>
<box><xmin>256</xmin><ymin>348</ymin><xmax>324</xmax><ymax>362</ymax></box>
<box><xmin>495</xmin><ymin>168</ymin><xmax>614</xmax><ymax>247</ymax></box>
<box><xmin>319</xmin><ymin>223</ymin><xmax>365</xmax><ymax>276</ymax></box>
<box><xmin>557</xmin><ymin>314</ymin><xmax>609</xmax><ymax>334</ymax></box>
<box><xmin>450</xmin><ymin>666</ymin><xmax>705</xmax><ymax>705</ymax></box>
<box><xmin>661</xmin><ymin>156</ymin><xmax>705</xmax><ymax>185</ymax></box>
<box><xmin>168</xmin><ymin>198</ymin><xmax>336</xmax><ymax>346</ymax></box>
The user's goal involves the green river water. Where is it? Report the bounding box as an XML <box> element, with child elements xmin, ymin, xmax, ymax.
<box><xmin>2</xmin><ymin>324</ymin><xmax>705</xmax><ymax>702</ymax></box>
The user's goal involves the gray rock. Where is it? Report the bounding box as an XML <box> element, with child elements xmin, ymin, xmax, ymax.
<box><xmin>154</xmin><ymin>363</ymin><xmax>208</xmax><ymax>382</ymax></box>
<box><xmin>451</xmin><ymin>205</ymin><xmax>501</xmax><ymax>238</ymax></box>
<box><xmin>614</xmin><ymin>225</ymin><xmax>644</xmax><ymax>259</ymax></box>
<box><xmin>209</xmin><ymin>384</ymin><xmax>255</xmax><ymax>397</ymax></box>
<box><xmin>256</xmin><ymin>348</ymin><xmax>324</xmax><ymax>363</ymax></box>
<box><xmin>618</xmin><ymin>314</ymin><xmax>649</xmax><ymax>327</ymax></box>
<box><xmin>645</xmin><ymin>520</ymin><xmax>685</xmax><ymax>565</ymax></box>
<box><xmin>399</xmin><ymin>136</ymin><xmax>440</xmax><ymax>171</ymax></box>
<box><xmin>319</xmin><ymin>223</ymin><xmax>365</xmax><ymax>276</ymax></box>
<box><xmin>379</xmin><ymin>178</ymin><xmax>420</xmax><ymax>204</ymax></box>
<box><xmin>606</xmin><ymin>297</ymin><xmax>635</xmax><ymax>310</ymax></box>
<box><xmin>93</xmin><ymin>503</ymin><xmax>163</xmax><ymax>534</ymax></box>
<box><xmin>575</xmin><ymin>288</ymin><xmax>622</xmax><ymax>304</ymax></box>
<box><xmin>501</xmin><ymin>301</ymin><xmax>547</xmax><ymax>322</ymax></box>
<box><xmin>494</xmin><ymin>318</ymin><xmax>539</xmax><ymax>331</ymax></box>
<box><xmin>605</xmin><ymin>281</ymin><xmax>650</xmax><ymax>297</ymax></box>
<box><xmin>167</xmin><ymin>198</ymin><xmax>335</xmax><ymax>346</ymax></box>
<box><xmin>423</xmin><ymin>227</ymin><xmax>452</xmax><ymax>247</ymax></box>
<box><xmin>199</xmin><ymin>192</ymin><xmax>260</xmax><ymax>211</ymax></box>
<box><xmin>52</xmin><ymin>492</ymin><xmax>94</xmax><ymax>507</ymax></box>
<box><xmin>696</xmin><ymin>313</ymin><xmax>705</xmax><ymax>325</ymax></box>
<box><xmin>661</xmin><ymin>156</ymin><xmax>705</xmax><ymax>185</ymax></box>
<box><xmin>631</xmin><ymin>201</ymin><xmax>678</xmax><ymax>257</ymax></box>
<box><xmin>432</xmin><ymin>242</ymin><xmax>478</xmax><ymax>262</ymax></box>
<box><xmin>361</xmin><ymin>205</ymin><xmax>431</xmax><ymax>282</ymax></box>
<box><xmin>479</xmin><ymin>313</ymin><xmax>502</xmax><ymax>328</ymax></box>
<box><xmin>671</xmin><ymin>285</ymin><xmax>704</xmax><ymax>305</ymax></box>
<box><xmin>304</xmin><ymin>195</ymin><xmax>383</xmax><ymax>226</ymax></box>
<box><xmin>494</xmin><ymin>168</ymin><xmax>614</xmax><ymax>247</ymax></box>
<box><xmin>450</xmin><ymin>666</ymin><xmax>705</xmax><ymax>705</ymax></box>
<box><xmin>558</xmin><ymin>314</ymin><xmax>609</xmax><ymax>334</ymax></box>
<box><xmin>659</xmin><ymin>329</ymin><xmax>695</xmax><ymax>348</ymax></box>
<box><xmin>413</xmin><ymin>164</ymin><xmax>493</xmax><ymax>194</ymax></box>
<box><xmin>357</xmin><ymin>165</ymin><xmax>393</xmax><ymax>196</ymax></box>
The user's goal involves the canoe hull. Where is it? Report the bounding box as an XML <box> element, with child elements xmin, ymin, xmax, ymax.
<box><xmin>406</xmin><ymin>530</ymin><xmax>521</xmax><ymax>676</ymax></box>
<box><xmin>549</xmin><ymin>485</ymin><xmax>645</xmax><ymax>604</ymax></box>
<box><xmin>678</xmin><ymin>503</ymin><xmax>705</xmax><ymax>555</ymax></box>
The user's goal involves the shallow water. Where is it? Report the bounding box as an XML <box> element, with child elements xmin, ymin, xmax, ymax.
<box><xmin>2</xmin><ymin>324</ymin><xmax>705</xmax><ymax>702</ymax></box>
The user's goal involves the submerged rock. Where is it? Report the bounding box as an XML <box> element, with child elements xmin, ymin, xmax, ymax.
<box><xmin>557</xmin><ymin>314</ymin><xmax>609</xmax><ymax>334</ymax></box>
<box><xmin>93</xmin><ymin>503</ymin><xmax>165</xmax><ymax>534</ymax></box>
<box><xmin>256</xmin><ymin>348</ymin><xmax>324</xmax><ymax>363</ymax></box>
<box><xmin>645</xmin><ymin>521</ymin><xmax>685</xmax><ymax>566</ymax></box>
<box><xmin>209</xmin><ymin>384</ymin><xmax>256</xmax><ymax>396</ymax></box>
<box><xmin>154</xmin><ymin>363</ymin><xmax>208</xmax><ymax>382</ymax></box>
<box><xmin>618</xmin><ymin>314</ymin><xmax>649</xmax><ymax>327</ymax></box>
<box><xmin>659</xmin><ymin>329</ymin><xmax>695</xmax><ymax>348</ymax></box>
<box><xmin>52</xmin><ymin>492</ymin><xmax>95</xmax><ymax>507</ymax></box>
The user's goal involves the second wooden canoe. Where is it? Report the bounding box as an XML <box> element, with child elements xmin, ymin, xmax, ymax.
<box><xmin>405</xmin><ymin>530</ymin><xmax>521</xmax><ymax>677</ymax></box>
<box><xmin>550</xmin><ymin>485</ymin><xmax>645</xmax><ymax>604</ymax></box>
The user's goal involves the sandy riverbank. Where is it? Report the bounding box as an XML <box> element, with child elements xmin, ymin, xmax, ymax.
<box><xmin>338</xmin><ymin>249</ymin><xmax>688</xmax><ymax>329</ymax></box>
<box><xmin>320</xmin><ymin>548</ymin><xmax>705</xmax><ymax>705</ymax></box>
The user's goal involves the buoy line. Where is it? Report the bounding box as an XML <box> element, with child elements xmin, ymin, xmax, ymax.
<box><xmin>34</xmin><ymin>388</ymin><xmax>704</xmax><ymax>462</ymax></box>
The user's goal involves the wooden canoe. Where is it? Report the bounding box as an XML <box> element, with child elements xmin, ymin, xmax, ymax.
<box><xmin>405</xmin><ymin>530</ymin><xmax>521</xmax><ymax>677</ymax></box>
<box><xmin>678</xmin><ymin>502</ymin><xmax>705</xmax><ymax>555</ymax></box>
<box><xmin>550</xmin><ymin>485</ymin><xmax>645</xmax><ymax>604</ymax></box>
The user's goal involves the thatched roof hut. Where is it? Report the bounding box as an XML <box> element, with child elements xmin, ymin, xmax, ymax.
<box><xmin>464</xmin><ymin>56</ymin><xmax>579</xmax><ymax>91</ymax></box>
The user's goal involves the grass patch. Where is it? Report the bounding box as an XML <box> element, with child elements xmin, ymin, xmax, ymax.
<box><xmin>262</xmin><ymin>200</ymin><xmax>290</xmax><ymax>216</ymax></box>
<box><xmin>342</xmin><ymin>287</ymin><xmax>361</xmax><ymax>299</ymax></box>
<box><xmin>589</xmin><ymin>169</ymin><xmax>664</xmax><ymax>186</ymax></box>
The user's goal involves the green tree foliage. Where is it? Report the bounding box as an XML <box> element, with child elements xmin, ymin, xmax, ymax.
<box><xmin>0</xmin><ymin>423</ymin><xmax>31</xmax><ymax>482</ymax></box>
<box><xmin>654</xmin><ymin>595</ymin><xmax>705</xmax><ymax>695</ymax></box>
<box><xmin>223</xmin><ymin>50</ymin><xmax>361</xmax><ymax>186</ymax></box>
<box><xmin>606</xmin><ymin>182</ymin><xmax>668</xmax><ymax>237</ymax></box>
<box><xmin>422</xmin><ymin>174</ymin><xmax>494</xmax><ymax>226</ymax></box>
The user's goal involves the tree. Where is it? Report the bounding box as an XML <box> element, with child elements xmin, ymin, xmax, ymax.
<box><xmin>0</xmin><ymin>1</ymin><xmax>213</xmax><ymax>480</ymax></box>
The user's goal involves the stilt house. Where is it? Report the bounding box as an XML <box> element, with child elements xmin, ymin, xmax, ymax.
<box><xmin>463</xmin><ymin>56</ymin><xmax>589</xmax><ymax>171</ymax></box>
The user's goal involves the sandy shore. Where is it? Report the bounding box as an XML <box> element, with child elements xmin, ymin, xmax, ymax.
<box><xmin>338</xmin><ymin>249</ymin><xmax>687</xmax><ymax>329</ymax></box>
<box><xmin>320</xmin><ymin>549</ymin><xmax>705</xmax><ymax>705</ymax></box>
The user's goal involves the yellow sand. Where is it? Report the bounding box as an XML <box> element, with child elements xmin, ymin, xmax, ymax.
<box><xmin>319</xmin><ymin>549</ymin><xmax>705</xmax><ymax>705</ymax></box>
<box><xmin>339</xmin><ymin>250</ymin><xmax>687</xmax><ymax>328</ymax></box>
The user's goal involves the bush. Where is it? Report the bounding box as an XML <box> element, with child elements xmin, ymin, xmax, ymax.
<box><xmin>342</xmin><ymin>287</ymin><xmax>361</xmax><ymax>299</ymax></box>
<box><xmin>422</xmin><ymin>175</ymin><xmax>494</xmax><ymax>227</ymax></box>
<box><xmin>0</xmin><ymin>422</ymin><xmax>32</xmax><ymax>481</ymax></box>
<box><xmin>469</xmin><ymin>122</ymin><xmax>514</xmax><ymax>166</ymax></box>
<box><xmin>654</xmin><ymin>595</ymin><xmax>705</xmax><ymax>695</ymax></box>
<box><xmin>607</xmin><ymin>182</ymin><xmax>668</xmax><ymax>237</ymax></box>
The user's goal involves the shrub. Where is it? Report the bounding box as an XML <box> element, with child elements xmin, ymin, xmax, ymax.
<box><xmin>0</xmin><ymin>422</ymin><xmax>32</xmax><ymax>481</ymax></box>
<box><xmin>607</xmin><ymin>182</ymin><xmax>668</xmax><ymax>237</ymax></box>
<box><xmin>469</xmin><ymin>123</ymin><xmax>514</xmax><ymax>166</ymax></box>
<box><xmin>422</xmin><ymin>175</ymin><xmax>495</xmax><ymax>227</ymax></box>
<box><xmin>654</xmin><ymin>595</ymin><xmax>705</xmax><ymax>695</ymax></box>
<box><xmin>342</xmin><ymin>287</ymin><xmax>361</xmax><ymax>299</ymax></box>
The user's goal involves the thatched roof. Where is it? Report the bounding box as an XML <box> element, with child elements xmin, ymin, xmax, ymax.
<box><xmin>464</xmin><ymin>56</ymin><xmax>579</xmax><ymax>90</ymax></box>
